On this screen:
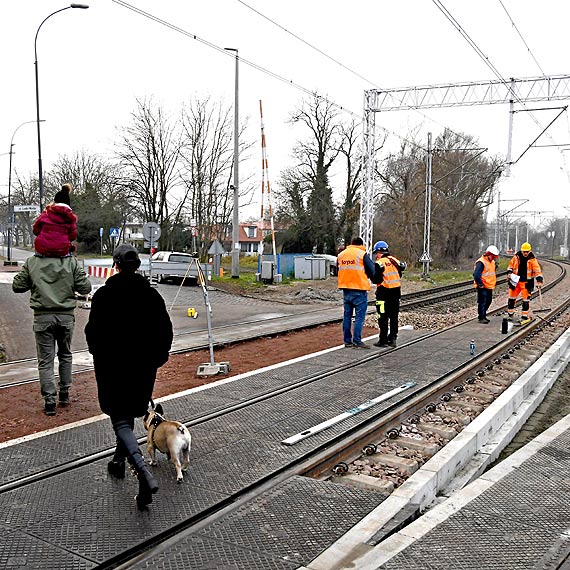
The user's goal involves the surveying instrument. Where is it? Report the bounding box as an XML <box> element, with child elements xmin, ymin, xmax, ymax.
<box><xmin>169</xmin><ymin>253</ymin><xmax>231</xmax><ymax>377</ymax></box>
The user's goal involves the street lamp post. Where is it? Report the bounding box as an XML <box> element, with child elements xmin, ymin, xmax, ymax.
<box><xmin>225</xmin><ymin>47</ymin><xmax>239</xmax><ymax>278</ymax></box>
<box><xmin>35</xmin><ymin>3</ymin><xmax>89</xmax><ymax>211</ymax></box>
<box><xmin>6</xmin><ymin>120</ymin><xmax>41</xmax><ymax>265</ymax></box>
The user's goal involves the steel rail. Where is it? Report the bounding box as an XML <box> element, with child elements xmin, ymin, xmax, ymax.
<box><xmin>1</xmin><ymin>262</ymin><xmax>562</xmax><ymax>391</ymax></box>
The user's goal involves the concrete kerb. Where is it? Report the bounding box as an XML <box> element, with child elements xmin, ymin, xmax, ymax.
<box><xmin>307</xmin><ymin>327</ymin><xmax>570</xmax><ymax>570</ymax></box>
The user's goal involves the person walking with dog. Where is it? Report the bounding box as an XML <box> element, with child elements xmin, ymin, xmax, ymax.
<box><xmin>85</xmin><ymin>244</ymin><xmax>173</xmax><ymax>510</ymax></box>
<box><xmin>337</xmin><ymin>237</ymin><xmax>376</xmax><ymax>349</ymax></box>
<box><xmin>506</xmin><ymin>242</ymin><xmax>543</xmax><ymax>323</ymax></box>
<box><xmin>473</xmin><ymin>245</ymin><xmax>499</xmax><ymax>324</ymax></box>
<box><xmin>371</xmin><ymin>241</ymin><xmax>406</xmax><ymax>348</ymax></box>
<box><xmin>12</xmin><ymin>252</ymin><xmax>91</xmax><ymax>416</ymax></box>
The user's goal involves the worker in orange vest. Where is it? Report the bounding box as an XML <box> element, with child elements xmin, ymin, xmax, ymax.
<box><xmin>473</xmin><ymin>245</ymin><xmax>499</xmax><ymax>324</ymax></box>
<box><xmin>507</xmin><ymin>242</ymin><xmax>543</xmax><ymax>322</ymax></box>
<box><xmin>372</xmin><ymin>241</ymin><xmax>407</xmax><ymax>348</ymax></box>
<box><xmin>337</xmin><ymin>237</ymin><xmax>376</xmax><ymax>349</ymax></box>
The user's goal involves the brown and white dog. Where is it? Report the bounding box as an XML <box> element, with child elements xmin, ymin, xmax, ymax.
<box><xmin>143</xmin><ymin>403</ymin><xmax>191</xmax><ymax>483</ymax></box>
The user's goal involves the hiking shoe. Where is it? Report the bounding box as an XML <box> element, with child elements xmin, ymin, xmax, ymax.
<box><xmin>373</xmin><ymin>341</ymin><xmax>388</xmax><ymax>348</ymax></box>
<box><xmin>478</xmin><ymin>318</ymin><xmax>490</xmax><ymax>324</ymax></box>
<box><xmin>344</xmin><ymin>343</ymin><xmax>354</xmax><ymax>348</ymax></box>
<box><xmin>59</xmin><ymin>390</ymin><xmax>70</xmax><ymax>407</ymax></box>
<box><xmin>44</xmin><ymin>402</ymin><xmax>56</xmax><ymax>416</ymax></box>
<box><xmin>387</xmin><ymin>339</ymin><xmax>397</xmax><ymax>347</ymax></box>
<box><xmin>353</xmin><ymin>343</ymin><xmax>370</xmax><ymax>349</ymax></box>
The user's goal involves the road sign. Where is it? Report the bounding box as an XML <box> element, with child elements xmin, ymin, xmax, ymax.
<box><xmin>110</xmin><ymin>227</ymin><xmax>119</xmax><ymax>238</ymax></box>
<box><xmin>99</xmin><ymin>227</ymin><xmax>103</xmax><ymax>237</ymax></box>
<box><xmin>208</xmin><ymin>240</ymin><xmax>224</xmax><ymax>255</ymax></box>
<box><xmin>143</xmin><ymin>222</ymin><xmax>161</xmax><ymax>242</ymax></box>
<box><xmin>14</xmin><ymin>205</ymin><xmax>39</xmax><ymax>213</ymax></box>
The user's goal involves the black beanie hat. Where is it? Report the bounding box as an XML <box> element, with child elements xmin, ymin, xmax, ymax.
<box><xmin>112</xmin><ymin>244</ymin><xmax>141</xmax><ymax>271</ymax></box>
<box><xmin>54</xmin><ymin>189</ymin><xmax>71</xmax><ymax>205</ymax></box>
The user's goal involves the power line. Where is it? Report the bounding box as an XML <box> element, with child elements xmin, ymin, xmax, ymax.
<box><xmin>431</xmin><ymin>0</ymin><xmax>559</xmax><ymax>157</ymax></box>
<box><xmin>111</xmin><ymin>0</ymin><xmax>360</xmax><ymax>119</ymax></box>
<box><xmin>235</xmin><ymin>0</ymin><xmax>375</xmax><ymax>88</ymax></box>
<box><xmin>497</xmin><ymin>0</ymin><xmax>547</xmax><ymax>77</ymax></box>
<box><xmin>234</xmin><ymin>0</ymin><xmax>476</xmax><ymax>145</ymax></box>
<box><xmin>111</xmin><ymin>0</ymin><xmax>446</xmax><ymax>155</ymax></box>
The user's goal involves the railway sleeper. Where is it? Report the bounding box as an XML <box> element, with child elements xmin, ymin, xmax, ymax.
<box><xmin>369</xmin><ymin>452</ymin><xmax>419</xmax><ymax>476</ymax></box>
<box><xmin>491</xmin><ymin>373</ymin><xmax>517</xmax><ymax>386</ymax></box>
<box><xmin>428</xmin><ymin>408</ymin><xmax>471</xmax><ymax>426</ymax></box>
<box><xmin>444</xmin><ymin>400</ymin><xmax>484</xmax><ymax>413</ymax></box>
<box><xmin>331</xmin><ymin>473</ymin><xmax>395</xmax><ymax>495</ymax></box>
<box><xmin>460</xmin><ymin>386</ymin><xmax>495</xmax><ymax>403</ymax></box>
<box><xmin>416</xmin><ymin>422</ymin><xmax>458</xmax><ymax>441</ymax></box>
<box><xmin>476</xmin><ymin>380</ymin><xmax>505</xmax><ymax>395</ymax></box>
<box><xmin>499</xmin><ymin>361</ymin><xmax>524</xmax><ymax>372</ymax></box>
<box><xmin>394</xmin><ymin>434</ymin><xmax>440</xmax><ymax>457</ymax></box>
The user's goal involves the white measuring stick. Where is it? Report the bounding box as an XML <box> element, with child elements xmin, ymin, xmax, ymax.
<box><xmin>281</xmin><ymin>381</ymin><xmax>416</xmax><ymax>446</ymax></box>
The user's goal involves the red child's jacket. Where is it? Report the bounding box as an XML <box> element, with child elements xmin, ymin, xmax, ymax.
<box><xmin>33</xmin><ymin>203</ymin><xmax>77</xmax><ymax>257</ymax></box>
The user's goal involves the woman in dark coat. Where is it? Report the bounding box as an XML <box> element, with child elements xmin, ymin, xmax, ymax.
<box><xmin>85</xmin><ymin>244</ymin><xmax>173</xmax><ymax>509</ymax></box>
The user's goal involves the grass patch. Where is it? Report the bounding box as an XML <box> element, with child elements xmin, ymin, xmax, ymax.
<box><xmin>405</xmin><ymin>268</ymin><xmax>473</xmax><ymax>287</ymax></box>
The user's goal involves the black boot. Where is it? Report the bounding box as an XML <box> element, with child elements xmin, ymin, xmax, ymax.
<box><xmin>130</xmin><ymin>451</ymin><xmax>159</xmax><ymax>510</ymax></box>
<box><xmin>111</xmin><ymin>417</ymin><xmax>159</xmax><ymax>509</ymax></box>
<box><xmin>107</xmin><ymin>460</ymin><xmax>125</xmax><ymax>479</ymax></box>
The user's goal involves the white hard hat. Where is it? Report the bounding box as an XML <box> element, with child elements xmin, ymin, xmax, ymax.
<box><xmin>486</xmin><ymin>245</ymin><xmax>499</xmax><ymax>256</ymax></box>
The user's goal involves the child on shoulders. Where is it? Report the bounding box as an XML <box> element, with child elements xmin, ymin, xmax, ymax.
<box><xmin>33</xmin><ymin>183</ymin><xmax>77</xmax><ymax>257</ymax></box>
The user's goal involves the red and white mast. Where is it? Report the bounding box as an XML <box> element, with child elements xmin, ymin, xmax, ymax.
<box><xmin>259</xmin><ymin>100</ymin><xmax>277</xmax><ymax>264</ymax></box>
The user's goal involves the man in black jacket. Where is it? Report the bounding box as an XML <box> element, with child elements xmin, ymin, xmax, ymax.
<box><xmin>85</xmin><ymin>244</ymin><xmax>173</xmax><ymax>510</ymax></box>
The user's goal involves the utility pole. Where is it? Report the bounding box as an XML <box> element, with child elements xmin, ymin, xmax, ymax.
<box><xmin>419</xmin><ymin>132</ymin><xmax>433</xmax><ymax>278</ymax></box>
<box><xmin>225</xmin><ymin>47</ymin><xmax>240</xmax><ymax>278</ymax></box>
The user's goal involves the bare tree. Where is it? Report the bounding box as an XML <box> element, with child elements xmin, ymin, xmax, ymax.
<box><xmin>376</xmin><ymin>133</ymin><xmax>427</xmax><ymax>262</ymax></box>
<box><xmin>115</xmin><ymin>98</ymin><xmax>183</xmax><ymax>249</ymax></box>
<box><xmin>431</xmin><ymin>129</ymin><xmax>500</xmax><ymax>262</ymax></box>
<box><xmin>376</xmin><ymin>128</ymin><xmax>501</xmax><ymax>265</ymax></box>
<box><xmin>45</xmin><ymin>151</ymin><xmax>130</xmax><ymax>253</ymax></box>
<box><xmin>285</xmin><ymin>93</ymin><xmax>342</xmax><ymax>254</ymax></box>
<box><xmin>179</xmin><ymin>96</ymin><xmax>253</xmax><ymax>256</ymax></box>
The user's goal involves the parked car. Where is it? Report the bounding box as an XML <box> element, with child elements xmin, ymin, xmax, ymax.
<box><xmin>148</xmin><ymin>251</ymin><xmax>198</xmax><ymax>284</ymax></box>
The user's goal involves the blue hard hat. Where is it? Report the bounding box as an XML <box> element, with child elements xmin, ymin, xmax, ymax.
<box><xmin>373</xmin><ymin>240</ymin><xmax>389</xmax><ymax>253</ymax></box>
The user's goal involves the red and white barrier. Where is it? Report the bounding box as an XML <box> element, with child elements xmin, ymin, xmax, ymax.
<box><xmin>86</xmin><ymin>266</ymin><xmax>116</xmax><ymax>279</ymax></box>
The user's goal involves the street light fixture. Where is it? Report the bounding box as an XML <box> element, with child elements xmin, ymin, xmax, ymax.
<box><xmin>224</xmin><ymin>47</ymin><xmax>239</xmax><ymax>278</ymax></box>
<box><xmin>6</xmin><ymin>120</ymin><xmax>43</xmax><ymax>265</ymax></box>
<box><xmin>35</xmin><ymin>3</ymin><xmax>89</xmax><ymax>211</ymax></box>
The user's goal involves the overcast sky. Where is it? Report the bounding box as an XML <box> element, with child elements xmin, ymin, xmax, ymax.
<box><xmin>2</xmin><ymin>0</ymin><xmax>570</xmax><ymax>229</ymax></box>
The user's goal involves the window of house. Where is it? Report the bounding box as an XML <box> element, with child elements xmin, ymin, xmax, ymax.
<box><xmin>246</xmin><ymin>226</ymin><xmax>257</xmax><ymax>238</ymax></box>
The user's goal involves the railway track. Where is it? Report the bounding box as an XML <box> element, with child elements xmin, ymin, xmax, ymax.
<box><xmin>2</xmin><ymin>260</ymin><xmax>569</xmax><ymax>569</ymax></box>
<box><xmin>0</xmin><ymin>260</ymin><xmax>564</xmax><ymax>391</ymax></box>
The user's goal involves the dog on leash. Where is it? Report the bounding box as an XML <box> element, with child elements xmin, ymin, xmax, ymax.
<box><xmin>143</xmin><ymin>403</ymin><xmax>191</xmax><ymax>483</ymax></box>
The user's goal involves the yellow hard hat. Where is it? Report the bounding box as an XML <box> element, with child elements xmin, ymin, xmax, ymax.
<box><xmin>521</xmin><ymin>242</ymin><xmax>532</xmax><ymax>252</ymax></box>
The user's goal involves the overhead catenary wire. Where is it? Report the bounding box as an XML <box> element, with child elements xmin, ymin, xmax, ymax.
<box><xmin>234</xmin><ymin>0</ymin><xmax>480</xmax><ymax>148</ymax></box>
<box><xmin>112</xmin><ymin>0</ymin><xmax>497</xmax><ymax>200</ymax></box>
<box><xmin>497</xmin><ymin>0</ymin><xmax>547</xmax><ymax>77</ymax></box>
<box><xmin>111</xmin><ymin>0</ymin><xmax>445</xmax><ymax>156</ymax></box>
<box><xmin>431</xmin><ymin>0</ymin><xmax>565</xmax><ymax>177</ymax></box>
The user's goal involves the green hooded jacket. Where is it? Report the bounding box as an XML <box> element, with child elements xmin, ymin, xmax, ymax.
<box><xmin>12</xmin><ymin>255</ymin><xmax>92</xmax><ymax>315</ymax></box>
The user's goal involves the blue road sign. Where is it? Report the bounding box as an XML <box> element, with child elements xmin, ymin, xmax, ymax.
<box><xmin>110</xmin><ymin>227</ymin><xmax>119</xmax><ymax>238</ymax></box>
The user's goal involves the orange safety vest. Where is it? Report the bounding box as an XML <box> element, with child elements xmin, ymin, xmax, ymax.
<box><xmin>508</xmin><ymin>254</ymin><xmax>542</xmax><ymax>281</ymax></box>
<box><xmin>376</xmin><ymin>255</ymin><xmax>402</xmax><ymax>289</ymax></box>
<box><xmin>337</xmin><ymin>245</ymin><xmax>371</xmax><ymax>291</ymax></box>
<box><xmin>473</xmin><ymin>255</ymin><xmax>496</xmax><ymax>289</ymax></box>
